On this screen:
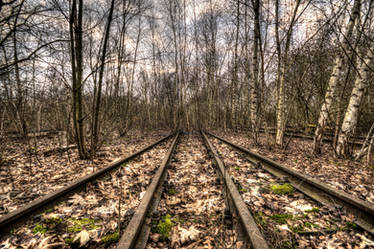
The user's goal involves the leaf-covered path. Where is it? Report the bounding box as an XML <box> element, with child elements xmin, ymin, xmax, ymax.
<box><xmin>147</xmin><ymin>134</ymin><xmax>241</xmax><ymax>249</ymax></box>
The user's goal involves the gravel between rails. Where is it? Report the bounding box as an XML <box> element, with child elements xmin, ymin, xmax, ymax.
<box><xmin>0</xmin><ymin>131</ymin><xmax>168</xmax><ymax>217</ymax></box>
<box><xmin>146</xmin><ymin>134</ymin><xmax>243</xmax><ymax>249</ymax></box>
<box><xmin>210</xmin><ymin>137</ymin><xmax>374</xmax><ymax>248</ymax></box>
<box><xmin>0</xmin><ymin>139</ymin><xmax>172</xmax><ymax>248</ymax></box>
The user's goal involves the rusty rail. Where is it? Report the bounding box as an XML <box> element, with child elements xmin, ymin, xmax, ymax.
<box><xmin>116</xmin><ymin>132</ymin><xmax>180</xmax><ymax>249</ymax></box>
<box><xmin>201</xmin><ymin>131</ymin><xmax>269</xmax><ymax>249</ymax></box>
<box><xmin>205</xmin><ymin>131</ymin><xmax>374</xmax><ymax>235</ymax></box>
<box><xmin>0</xmin><ymin>133</ymin><xmax>173</xmax><ymax>233</ymax></box>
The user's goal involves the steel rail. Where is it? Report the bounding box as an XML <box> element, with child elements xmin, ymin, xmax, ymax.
<box><xmin>206</xmin><ymin>131</ymin><xmax>374</xmax><ymax>235</ymax></box>
<box><xmin>116</xmin><ymin>132</ymin><xmax>180</xmax><ymax>249</ymax></box>
<box><xmin>0</xmin><ymin>133</ymin><xmax>173</xmax><ymax>233</ymax></box>
<box><xmin>201</xmin><ymin>131</ymin><xmax>269</xmax><ymax>249</ymax></box>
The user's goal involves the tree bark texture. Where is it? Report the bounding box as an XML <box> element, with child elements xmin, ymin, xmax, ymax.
<box><xmin>70</xmin><ymin>0</ymin><xmax>87</xmax><ymax>159</ymax></box>
<box><xmin>336</xmin><ymin>47</ymin><xmax>373</xmax><ymax>156</ymax></box>
<box><xmin>313</xmin><ymin>0</ymin><xmax>361</xmax><ymax>154</ymax></box>
<box><xmin>276</xmin><ymin>0</ymin><xmax>301</xmax><ymax>146</ymax></box>
<box><xmin>250</xmin><ymin>0</ymin><xmax>260</xmax><ymax>143</ymax></box>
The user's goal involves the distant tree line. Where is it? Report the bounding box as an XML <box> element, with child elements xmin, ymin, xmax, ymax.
<box><xmin>0</xmin><ymin>0</ymin><xmax>373</xmax><ymax>160</ymax></box>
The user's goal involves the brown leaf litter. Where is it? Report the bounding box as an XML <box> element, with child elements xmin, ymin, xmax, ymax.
<box><xmin>210</xmin><ymin>135</ymin><xmax>374</xmax><ymax>248</ymax></box>
<box><xmin>0</xmin><ymin>130</ymin><xmax>168</xmax><ymax>217</ymax></box>
<box><xmin>0</xmin><ymin>137</ymin><xmax>171</xmax><ymax>248</ymax></box>
<box><xmin>214</xmin><ymin>130</ymin><xmax>374</xmax><ymax>205</ymax></box>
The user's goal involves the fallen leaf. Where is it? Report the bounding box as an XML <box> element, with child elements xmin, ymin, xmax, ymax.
<box><xmin>357</xmin><ymin>233</ymin><xmax>374</xmax><ymax>247</ymax></box>
<box><xmin>171</xmin><ymin>225</ymin><xmax>200</xmax><ymax>247</ymax></box>
<box><xmin>74</xmin><ymin>230</ymin><xmax>90</xmax><ymax>247</ymax></box>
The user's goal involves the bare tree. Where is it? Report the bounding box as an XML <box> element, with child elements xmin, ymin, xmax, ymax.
<box><xmin>91</xmin><ymin>0</ymin><xmax>116</xmax><ymax>154</ymax></box>
<box><xmin>69</xmin><ymin>0</ymin><xmax>87</xmax><ymax>159</ymax></box>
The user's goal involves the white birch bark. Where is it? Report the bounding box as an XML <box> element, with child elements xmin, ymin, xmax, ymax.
<box><xmin>275</xmin><ymin>0</ymin><xmax>301</xmax><ymax>146</ymax></box>
<box><xmin>313</xmin><ymin>0</ymin><xmax>361</xmax><ymax>154</ymax></box>
<box><xmin>336</xmin><ymin>48</ymin><xmax>373</xmax><ymax>156</ymax></box>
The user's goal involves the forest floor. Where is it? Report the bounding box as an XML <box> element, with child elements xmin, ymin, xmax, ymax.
<box><xmin>0</xmin><ymin>130</ymin><xmax>169</xmax><ymax>217</ymax></box>
<box><xmin>209</xmin><ymin>135</ymin><xmax>372</xmax><ymax>248</ymax></box>
<box><xmin>0</xmin><ymin>130</ymin><xmax>373</xmax><ymax>248</ymax></box>
<box><xmin>212</xmin><ymin>130</ymin><xmax>374</xmax><ymax>206</ymax></box>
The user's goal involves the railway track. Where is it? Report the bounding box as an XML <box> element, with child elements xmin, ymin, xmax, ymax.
<box><xmin>1</xmin><ymin>131</ymin><xmax>373</xmax><ymax>248</ymax></box>
<box><xmin>204</xmin><ymin>131</ymin><xmax>374</xmax><ymax>246</ymax></box>
<box><xmin>0</xmin><ymin>133</ymin><xmax>174</xmax><ymax>247</ymax></box>
<box><xmin>118</xmin><ymin>133</ymin><xmax>268</xmax><ymax>249</ymax></box>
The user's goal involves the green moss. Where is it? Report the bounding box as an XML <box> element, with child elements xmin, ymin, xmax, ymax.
<box><xmin>67</xmin><ymin>218</ymin><xmax>100</xmax><ymax>233</ymax></box>
<box><xmin>101</xmin><ymin>231</ymin><xmax>120</xmax><ymax>245</ymax></box>
<box><xmin>64</xmin><ymin>238</ymin><xmax>74</xmax><ymax>245</ymax></box>
<box><xmin>168</xmin><ymin>188</ymin><xmax>177</xmax><ymax>195</ymax></box>
<box><xmin>270</xmin><ymin>184</ymin><xmax>294</xmax><ymax>195</ymax></box>
<box><xmin>151</xmin><ymin>220</ymin><xmax>158</xmax><ymax>225</ymax></box>
<box><xmin>290</xmin><ymin>224</ymin><xmax>304</xmax><ymax>233</ymax></box>
<box><xmin>156</xmin><ymin>214</ymin><xmax>174</xmax><ymax>239</ymax></box>
<box><xmin>290</xmin><ymin>222</ymin><xmax>319</xmax><ymax>233</ymax></box>
<box><xmin>45</xmin><ymin>217</ymin><xmax>63</xmax><ymax>224</ymax></box>
<box><xmin>254</xmin><ymin>212</ymin><xmax>268</xmax><ymax>227</ymax></box>
<box><xmin>44</xmin><ymin>208</ymin><xmax>54</xmax><ymax>214</ymax></box>
<box><xmin>32</xmin><ymin>224</ymin><xmax>47</xmax><ymax>234</ymax></box>
<box><xmin>344</xmin><ymin>222</ymin><xmax>357</xmax><ymax>230</ymax></box>
<box><xmin>304</xmin><ymin>222</ymin><xmax>319</xmax><ymax>229</ymax></box>
<box><xmin>67</xmin><ymin>225</ymin><xmax>82</xmax><ymax>233</ymax></box>
<box><xmin>282</xmin><ymin>241</ymin><xmax>296</xmax><ymax>249</ymax></box>
<box><xmin>270</xmin><ymin>214</ymin><xmax>293</xmax><ymax>224</ymax></box>
<box><xmin>304</xmin><ymin>207</ymin><xmax>320</xmax><ymax>213</ymax></box>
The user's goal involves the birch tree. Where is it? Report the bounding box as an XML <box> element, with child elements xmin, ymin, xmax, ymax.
<box><xmin>313</xmin><ymin>0</ymin><xmax>361</xmax><ymax>154</ymax></box>
<box><xmin>336</xmin><ymin>47</ymin><xmax>374</xmax><ymax>156</ymax></box>
<box><xmin>275</xmin><ymin>0</ymin><xmax>303</xmax><ymax>146</ymax></box>
<box><xmin>250</xmin><ymin>0</ymin><xmax>260</xmax><ymax>142</ymax></box>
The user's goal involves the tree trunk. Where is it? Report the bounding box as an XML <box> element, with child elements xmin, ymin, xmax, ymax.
<box><xmin>12</xmin><ymin>15</ymin><xmax>28</xmax><ymax>138</ymax></box>
<box><xmin>91</xmin><ymin>0</ymin><xmax>115</xmax><ymax>153</ymax></box>
<box><xmin>313</xmin><ymin>0</ymin><xmax>361</xmax><ymax>154</ymax></box>
<box><xmin>336</xmin><ymin>47</ymin><xmax>373</xmax><ymax>156</ymax></box>
<box><xmin>70</xmin><ymin>0</ymin><xmax>87</xmax><ymax>159</ymax></box>
<box><xmin>250</xmin><ymin>0</ymin><xmax>260</xmax><ymax>143</ymax></box>
<box><xmin>275</xmin><ymin>0</ymin><xmax>301</xmax><ymax>146</ymax></box>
